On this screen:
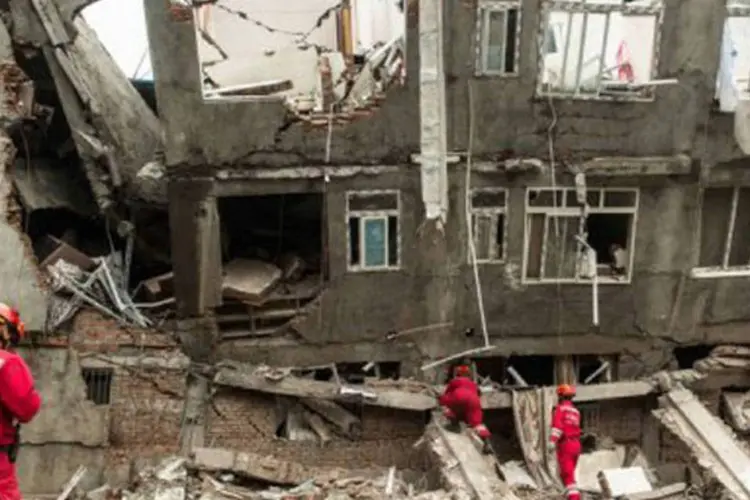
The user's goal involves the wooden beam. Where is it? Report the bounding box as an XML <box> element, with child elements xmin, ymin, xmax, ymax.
<box><xmin>214</xmin><ymin>368</ymin><xmax>435</xmax><ymax>411</ymax></box>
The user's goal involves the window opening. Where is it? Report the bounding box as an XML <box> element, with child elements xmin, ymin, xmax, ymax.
<box><xmin>505</xmin><ymin>355</ymin><xmax>555</xmax><ymax>386</ymax></box>
<box><xmin>476</xmin><ymin>1</ymin><xmax>522</xmax><ymax>76</ymax></box>
<box><xmin>524</xmin><ymin>187</ymin><xmax>638</xmax><ymax>283</ymax></box>
<box><xmin>695</xmin><ymin>187</ymin><xmax>750</xmax><ymax>277</ymax></box>
<box><xmin>674</xmin><ymin>345</ymin><xmax>715</xmax><ymax>370</ymax></box>
<box><xmin>538</xmin><ymin>0</ymin><xmax>665</xmax><ymax>100</ymax></box>
<box><xmin>82</xmin><ymin>368</ymin><xmax>113</xmax><ymax>405</ymax></box>
<box><xmin>469</xmin><ymin>189</ymin><xmax>507</xmax><ymax>263</ymax></box>
<box><xmin>576</xmin><ymin>355</ymin><xmax>615</xmax><ymax>384</ymax></box>
<box><xmin>347</xmin><ymin>191</ymin><xmax>400</xmax><ymax>272</ymax></box>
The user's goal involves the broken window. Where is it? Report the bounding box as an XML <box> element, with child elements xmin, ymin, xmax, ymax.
<box><xmin>194</xmin><ymin>0</ymin><xmax>406</xmax><ymax>113</ymax></box>
<box><xmin>476</xmin><ymin>1</ymin><xmax>521</xmax><ymax>76</ymax></box>
<box><xmin>716</xmin><ymin>2</ymin><xmax>750</xmax><ymax>112</ymax></box>
<box><xmin>469</xmin><ymin>188</ymin><xmax>507</xmax><ymax>263</ymax></box>
<box><xmin>575</xmin><ymin>355</ymin><xmax>616</xmax><ymax>384</ymax></box>
<box><xmin>347</xmin><ymin>191</ymin><xmax>400</xmax><ymax>271</ymax></box>
<box><xmin>538</xmin><ymin>0</ymin><xmax>664</xmax><ymax>99</ymax></box>
<box><xmin>524</xmin><ymin>187</ymin><xmax>638</xmax><ymax>283</ymax></box>
<box><xmin>694</xmin><ymin>187</ymin><xmax>750</xmax><ymax>278</ymax></box>
<box><xmin>82</xmin><ymin>368</ymin><xmax>113</xmax><ymax>405</ymax></box>
<box><xmin>504</xmin><ymin>355</ymin><xmax>556</xmax><ymax>386</ymax></box>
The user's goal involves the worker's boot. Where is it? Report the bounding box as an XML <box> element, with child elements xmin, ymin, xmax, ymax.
<box><xmin>445</xmin><ymin>418</ymin><xmax>461</xmax><ymax>433</ymax></box>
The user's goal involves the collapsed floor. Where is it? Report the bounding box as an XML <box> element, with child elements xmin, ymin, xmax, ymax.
<box><xmin>21</xmin><ymin>340</ymin><xmax>750</xmax><ymax>499</ymax></box>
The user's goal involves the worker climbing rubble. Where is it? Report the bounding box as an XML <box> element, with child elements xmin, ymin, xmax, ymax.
<box><xmin>0</xmin><ymin>304</ymin><xmax>41</xmax><ymax>500</ymax></box>
<box><xmin>438</xmin><ymin>361</ymin><xmax>491</xmax><ymax>452</ymax></box>
<box><xmin>549</xmin><ymin>384</ymin><xmax>581</xmax><ymax>500</ymax></box>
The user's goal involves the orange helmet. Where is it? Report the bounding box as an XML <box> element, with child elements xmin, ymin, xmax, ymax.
<box><xmin>454</xmin><ymin>364</ymin><xmax>471</xmax><ymax>377</ymax></box>
<box><xmin>557</xmin><ymin>384</ymin><xmax>576</xmax><ymax>397</ymax></box>
<box><xmin>0</xmin><ymin>303</ymin><xmax>24</xmax><ymax>345</ymax></box>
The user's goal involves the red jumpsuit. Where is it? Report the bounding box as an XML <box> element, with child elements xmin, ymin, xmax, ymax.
<box><xmin>0</xmin><ymin>349</ymin><xmax>41</xmax><ymax>500</ymax></box>
<box><xmin>438</xmin><ymin>376</ymin><xmax>490</xmax><ymax>439</ymax></box>
<box><xmin>550</xmin><ymin>400</ymin><xmax>581</xmax><ymax>500</ymax></box>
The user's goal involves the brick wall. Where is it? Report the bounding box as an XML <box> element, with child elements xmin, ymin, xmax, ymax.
<box><xmin>106</xmin><ymin>367</ymin><xmax>185</xmax><ymax>464</ymax></box>
<box><xmin>208</xmin><ymin>389</ymin><xmax>430</xmax><ymax>471</ymax></box>
<box><xmin>64</xmin><ymin>309</ymin><xmax>185</xmax><ymax>465</ymax></box>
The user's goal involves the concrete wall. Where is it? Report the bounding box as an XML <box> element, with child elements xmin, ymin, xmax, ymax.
<box><xmin>147</xmin><ymin>0</ymin><xmax>750</xmax><ymax>366</ymax></box>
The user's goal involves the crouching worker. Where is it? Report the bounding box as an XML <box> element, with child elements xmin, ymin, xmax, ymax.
<box><xmin>438</xmin><ymin>363</ymin><xmax>491</xmax><ymax>451</ymax></box>
<box><xmin>0</xmin><ymin>304</ymin><xmax>41</xmax><ymax>500</ymax></box>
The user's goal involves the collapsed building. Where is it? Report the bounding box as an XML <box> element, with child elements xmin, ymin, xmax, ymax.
<box><xmin>3</xmin><ymin>0</ymin><xmax>750</xmax><ymax>497</ymax></box>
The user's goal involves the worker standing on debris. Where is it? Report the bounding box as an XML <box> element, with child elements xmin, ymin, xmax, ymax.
<box><xmin>0</xmin><ymin>304</ymin><xmax>41</xmax><ymax>500</ymax></box>
<box><xmin>549</xmin><ymin>384</ymin><xmax>581</xmax><ymax>500</ymax></box>
<box><xmin>438</xmin><ymin>363</ymin><xmax>491</xmax><ymax>450</ymax></box>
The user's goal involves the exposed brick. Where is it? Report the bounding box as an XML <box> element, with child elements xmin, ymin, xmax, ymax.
<box><xmin>64</xmin><ymin>309</ymin><xmax>177</xmax><ymax>351</ymax></box>
<box><xmin>208</xmin><ymin>389</ymin><xmax>430</xmax><ymax>471</ymax></box>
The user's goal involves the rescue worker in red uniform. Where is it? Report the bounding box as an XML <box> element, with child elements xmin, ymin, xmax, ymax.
<box><xmin>0</xmin><ymin>304</ymin><xmax>41</xmax><ymax>500</ymax></box>
<box><xmin>549</xmin><ymin>384</ymin><xmax>581</xmax><ymax>500</ymax></box>
<box><xmin>438</xmin><ymin>364</ymin><xmax>491</xmax><ymax>446</ymax></box>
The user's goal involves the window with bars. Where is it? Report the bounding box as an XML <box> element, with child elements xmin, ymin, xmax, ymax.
<box><xmin>476</xmin><ymin>0</ymin><xmax>521</xmax><ymax>76</ymax></box>
<box><xmin>538</xmin><ymin>0</ymin><xmax>664</xmax><ymax>100</ymax></box>
<box><xmin>347</xmin><ymin>191</ymin><xmax>400</xmax><ymax>271</ymax></box>
<box><xmin>469</xmin><ymin>189</ymin><xmax>507</xmax><ymax>263</ymax></box>
<box><xmin>524</xmin><ymin>187</ymin><xmax>638</xmax><ymax>283</ymax></box>
<box><xmin>82</xmin><ymin>368</ymin><xmax>114</xmax><ymax>405</ymax></box>
<box><xmin>694</xmin><ymin>187</ymin><xmax>750</xmax><ymax>278</ymax></box>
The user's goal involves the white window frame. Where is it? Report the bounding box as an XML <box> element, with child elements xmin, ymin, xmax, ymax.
<box><xmin>522</xmin><ymin>187</ymin><xmax>639</xmax><ymax>285</ymax></box>
<box><xmin>468</xmin><ymin>188</ymin><xmax>508</xmax><ymax>263</ymax></box>
<box><xmin>722</xmin><ymin>2</ymin><xmax>750</xmax><ymax>105</ymax></box>
<box><xmin>692</xmin><ymin>186</ymin><xmax>750</xmax><ymax>279</ymax></box>
<box><xmin>475</xmin><ymin>0</ymin><xmax>522</xmax><ymax>77</ymax></box>
<box><xmin>536</xmin><ymin>0</ymin><xmax>665</xmax><ymax>101</ymax></box>
<box><xmin>346</xmin><ymin>190</ymin><xmax>401</xmax><ymax>272</ymax></box>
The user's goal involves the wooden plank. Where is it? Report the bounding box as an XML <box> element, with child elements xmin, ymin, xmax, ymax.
<box><xmin>214</xmin><ymin>368</ymin><xmax>436</xmax><ymax>411</ymax></box>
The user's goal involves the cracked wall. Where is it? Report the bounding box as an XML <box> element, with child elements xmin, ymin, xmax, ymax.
<box><xmin>150</xmin><ymin>0</ymin><xmax>750</xmax><ymax>367</ymax></box>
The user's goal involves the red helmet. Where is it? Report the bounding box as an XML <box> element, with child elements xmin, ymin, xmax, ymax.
<box><xmin>0</xmin><ymin>303</ymin><xmax>24</xmax><ymax>343</ymax></box>
<box><xmin>557</xmin><ymin>384</ymin><xmax>576</xmax><ymax>397</ymax></box>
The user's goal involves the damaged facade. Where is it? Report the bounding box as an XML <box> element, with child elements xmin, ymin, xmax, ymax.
<box><xmin>4</xmin><ymin>0</ymin><xmax>750</xmax><ymax>497</ymax></box>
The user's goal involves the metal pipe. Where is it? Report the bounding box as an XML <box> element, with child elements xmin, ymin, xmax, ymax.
<box><xmin>574</xmin><ymin>235</ymin><xmax>599</xmax><ymax>327</ymax></box>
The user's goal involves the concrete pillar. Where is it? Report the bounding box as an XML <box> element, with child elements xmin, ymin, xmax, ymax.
<box><xmin>555</xmin><ymin>355</ymin><xmax>576</xmax><ymax>385</ymax></box>
<box><xmin>168</xmin><ymin>177</ymin><xmax>222</xmax><ymax>319</ymax></box>
<box><xmin>168</xmin><ymin>177</ymin><xmax>222</xmax><ymax>453</ymax></box>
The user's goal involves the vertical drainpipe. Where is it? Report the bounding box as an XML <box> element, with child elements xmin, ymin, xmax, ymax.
<box><xmin>418</xmin><ymin>0</ymin><xmax>449</xmax><ymax>225</ymax></box>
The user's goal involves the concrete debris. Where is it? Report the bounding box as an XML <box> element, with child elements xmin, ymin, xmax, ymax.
<box><xmin>425</xmin><ymin>415</ymin><xmax>514</xmax><ymax>500</ymax></box>
<box><xmin>214</xmin><ymin>363</ymin><xmax>436</xmax><ymax>411</ymax></box>
<box><xmin>597</xmin><ymin>467</ymin><xmax>652</xmax><ymax>497</ymax></box>
<box><xmin>222</xmin><ymin>259</ymin><xmax>283</xmax><ymax>305</ymax></box>
<box><xmin>653</xmin><ymin>387</ymin><xmax>750</xmax><ymax>499</ymax></box>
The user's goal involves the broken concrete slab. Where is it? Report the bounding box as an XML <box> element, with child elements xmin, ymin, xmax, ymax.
<box><xmin>597</xmin><ymin>467</ymin><xmax>652</xmax><ymax>498</ymax></box>
<box><xmin>576</xmin><ymin>448</ymin><xmax>627</xmax><ymax>493</ymax></box>
<box><xmin>12</xmin><ymin>158</ymin><xmax>97</xmax><ymax>216</ymax></box>
<box><xmin>653</xmin><ymin>387</ymin><xmax>750</xmax><ymax>499</ymax></box>
<box><xmin>427</xmin><ymin>417</ymin><xmax>512</xmax><ymax>500</ymax></box>
<box><xmin>214</xmin><ymin>365</ymin><xmax>436</xmax><ymax>411</ymax></box>
<box><xmin>222</xmin><ymin>259</ymin><xmax>282</xmax><ymax>305</ymax></box>
<box><xmin>301</xmin><ymin>398</ymin><xmax>363</xmax><ymax>439</ymax></box>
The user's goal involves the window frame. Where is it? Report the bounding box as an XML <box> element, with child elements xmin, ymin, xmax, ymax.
<box><xmin>522</xmin><ymin>187</ymin><xmax>639</xmax><ymax>285</ymax></box>
<box><xmin>468</xmin><ymin>188</ymin><xmax>508</xmax><ymax>264</ymax></box>
<box><xmin>346</xmin><ymin>190</ymin><xmax>401</xmax><ymax>273</ymax></box>
<box><xmin>692</xmin><ymin>186</ymin><xmax>750</xmax><ymax>279</ymax></box>
<box><xmin>81</xmin><ymin>367</ymin><xmax>114</xmax><ymax>406</ymax></box>
<box><xmin>475</xmin><ymin>0</ymin><xmax>523</xmax><ymax>77</ymax></box>
<box><xmin>536</xmin><ymin>0</ymin><xmax>665</xmax><ymax>101</ymax></box>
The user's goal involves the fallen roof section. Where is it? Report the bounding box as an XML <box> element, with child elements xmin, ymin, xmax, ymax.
<box><xmin>214</xmin><ymin>364</ymin><xmax>436</xmax><ymax>411</ymax></box>
<box><xmin>653</xmin><ymin>387</ymin><xmax>750</xmax><ymax>499</ymax></box>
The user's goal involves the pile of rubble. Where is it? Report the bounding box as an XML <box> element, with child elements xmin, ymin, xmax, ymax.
<box><xmin>78</xmin><ymin>456</ymin><xmax>447</xmax><ymax>500</ymax></box>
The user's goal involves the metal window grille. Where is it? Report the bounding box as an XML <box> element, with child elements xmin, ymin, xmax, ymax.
<box><xmin>82</xmin><ymin>368</ymin><xmax>114</xmax><ymax>405</ymax></box>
